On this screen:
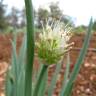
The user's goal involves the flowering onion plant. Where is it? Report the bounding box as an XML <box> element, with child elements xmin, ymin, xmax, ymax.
<box><xmin>36</xmin><ymin>21</ymin><xmax>74</xmax><ymax>65</ymax></box>
<box><xmin>5</xmin><ymin>0</ymin><xmax>93</xmax><ymax>96</ymax></box>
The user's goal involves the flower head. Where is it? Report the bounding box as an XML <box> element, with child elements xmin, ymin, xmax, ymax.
<box><xmin>35</xmin><ymin>20</ymin><xmax>74</xmax><ymax>65</ymax></box>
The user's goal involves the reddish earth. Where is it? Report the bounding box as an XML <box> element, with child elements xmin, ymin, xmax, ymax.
<box><xmin>0</xmin><ymin>33</ymin><xmax>96</xmax><ymax>96</ymax></box>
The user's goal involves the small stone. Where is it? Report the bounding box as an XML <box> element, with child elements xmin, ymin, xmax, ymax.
<box><xmin>0</xmin><ymin>93</ymin><xmax>5</xmax><ymax>96</ymax></box>
<box><xmin>91</xmin><ymin>63</ymin><xmax>96</xmax><ymax>68</ymax></box>
<box><xmin>80</xmin><ymin>86</ymin><xmax>84</xmax><ymax>92</ymax></box>
<box><xmin>92</xmin><ymin>56</ymin><xmax>96</xmax><ymax>60</ymax></box>
<box><xmin>86</xmin><ymin>88</ymin><xmax>90</xmax><ymax>92</ymax></box>
<box><xmin>76</xmin><ymin>90</ymin><xmax>80</xmax><ymax>94</ymax></box>
<box><xmin>84</xmin><ymin>62</ymin><xmax>90</xmax><ymax>67</ymax></box>
<box><xmin>85</xmin><ymin>88</ymin><xmax>91</xmax><ymax>94</ymax></box>
<box><xmin>90</xmin><ymin>74</ymin><xmax>96</xmax><ymax>81</ymax></box>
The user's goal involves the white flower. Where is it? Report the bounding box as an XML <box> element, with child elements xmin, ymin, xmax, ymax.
<box><xmin>36</xmin><ymin>20</ymin><xmax>74</xmax><ymax>65</ymax></box>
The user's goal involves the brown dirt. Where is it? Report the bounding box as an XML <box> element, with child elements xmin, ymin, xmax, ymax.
<box><xmin>0</xmin><ymin>33</ymin><xmax>96</xmax><ymax>96</ymax></box>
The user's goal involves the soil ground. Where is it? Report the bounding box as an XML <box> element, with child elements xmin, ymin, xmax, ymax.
<box><xmin>0</xmin><ymin>33</ymin><xmax>96</xmax><ymax>96</ymax></box>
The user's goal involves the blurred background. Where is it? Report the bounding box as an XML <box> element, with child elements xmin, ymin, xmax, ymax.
<box><xmin>0</xmin><ymin>0</ymin><xmax>96</xmax><ymax>33</ymax></box>
<box><xmin>0</xmin><ymin>0</ymin><xmax>96</xmax><ymax>96</ymax></box>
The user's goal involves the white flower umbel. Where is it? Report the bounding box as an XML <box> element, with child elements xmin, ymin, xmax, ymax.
<box><xmin>36</xmin><ymin>20</ymin><xmax>74</xmax><ymax>65</ymax></box>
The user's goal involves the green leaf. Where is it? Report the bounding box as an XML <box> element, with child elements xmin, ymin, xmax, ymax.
<box><xmin>5</xmin><ymin>34</ymin><xmax>27</xmax><ymax>96</ymax></box>
<box><xmin>33</xmin><ymin>65</ymin><xmax>48</xmax><ymax>96</ymax></box>
<box><xmin>48</xmin><ymin>61</ymin><xmax>62</xmax><ymax>96</ymax></box>
<box><xmin>38</xmin><ymin>67</ymin><xmax>48</xmax><ymax>96</ymax></box>
<box><xmin>17</xmin><ymin>70</ymin><xmax>25</xmax><ymax>96</ymax></box>
<box><xmin>5</xmin><ymin>70</ymin><xmax>14</xmax><ymax>96</ymax></box>
<box><xmin>10</xmin><ymin>38</ymin><xmax>18</xmax><ymax>96</ymax></box>
<box><xmin>24</xmin><ymin>0</ymin><xmax>35</xmax><ymax>96</ymax></box>
<box><xmin>62</xmin><ymin>18</ymin><xmax>93</xmax><ymax>96</ymax></box>
<box><xmin>11</xmin><ymin>39</ymin><xmax>18</xmax><ymax>81</ymax></box>
<box><xmin>5</xmin><ymin>34</ymin><xmax>18</xmax><ymax>96</ymax></box>
<box><xmin>60</xmin><ymin>52</ymin><xmax>71</xmax><ymax>96</ymax></box>
<box><xmin>33</xmin><ymin>61</ymin><xmax>43</xmax><ymax>87</ymax></box>
<box><xmin>65</xmin><ymin>83</ymin><xmax>74</xmax><ymax>96</ymax></box>
<box><xmin>17</xmin><ymin>34</ymin><xmax>26</xmax><ymax>74</ymax></box>
<box><xmin>17</xmin><ymin>35</ymin><xmax>26</xmax><ymax>96</ymax></box>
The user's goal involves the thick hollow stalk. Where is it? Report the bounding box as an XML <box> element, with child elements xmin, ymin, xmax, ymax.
<box><xmin>24</xmin><ymin>0</ymin><xmax>34</xmax><ymax>96</ymax></box>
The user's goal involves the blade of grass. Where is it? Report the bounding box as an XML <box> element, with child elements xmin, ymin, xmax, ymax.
<box><xmin>10</xmin><ymin>39</ymin><xmax>18</xmax><ymax>96</ymax></box>
<box><xmin>33</xmin><ymin>65</ymin><xmax>48</xmax><ymax>96</ymax></box>
<box><xmin>60</xmin><ymin>52</ymin><xmax>71</xmax><ymax>96</ymax></box>
<box><xmin>33</xmin><ymin>61</ymin><xmax>43</xmax><ymax>87</ymax></box>
<box><xmin>24</xmin><ymin>0</ymin><xmax>34</xmax><ymax>96</ymax></box>
<box><xmin>63</xmin><ymin>53</ymin><xmax>70</xmax><ymax>86</ymax></box>
<box><xmin>65</xmin><ymin>83</ymin><xmax>74</xmax><ymax>96</ymax></box>
<box><xmin>5</xmin><ymin>34</ymin><xmax>18</xmax><ymax>96</ymax></box>
<box><xmin>62</xmin><ymin>18</ymin><xmax>93</xmax><ymax>96</ymax></box>
<box><xmin>32</xmin><ymin>62</ymin><xmax>45</xmax><ymax>96</ymax></box>
<box><xmin>48</xmin><ymin>61</ymin><xmax>62</xmax><ymax>96</ymax></box>
<box><xmin>5</xmin><ymin>70</ymin><xmax>14</xmax><ymax>96</ymax></box>
<box><xmin>36</xmin><ymin>62</ymin><xmax>43</xmax><ymax>80</ymax></box>
<box><xmin>17</xmin><ymin>70</ymin><xmax>25</xmax><ymax>96</ymax></box>
<box><xmin>17</xmin><ymin>35</ymin><xmax>26</xmax><ymax>96</ymax></box>
<box><xmin>17</xmin><ymin>34</ymin><xmax>26</xmax><ymax>74</ymax></box>
<box><xmin>11</xmin><ymin>34</ymin><xmax>18</xmax><ymax>81</ymax></box>
<box><xmin>38</xmin><ymin>67</ymin><xmax>48</xmax><ymax>96</ymax></box>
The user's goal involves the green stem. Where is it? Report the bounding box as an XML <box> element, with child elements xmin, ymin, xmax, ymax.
<box><xmin>24</xmin><ymin>0</ymin><xmax>34</xmax><ymax>96</ymax></box>
<box><xmin>33</xmin><ymin>65</ymin><xmax>48</xmax><ymax>96</ymax></box>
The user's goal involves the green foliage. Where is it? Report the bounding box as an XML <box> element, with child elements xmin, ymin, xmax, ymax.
<box><xmin>5</xmin><ymin>34</ymin><xmax>26</xmax><ymax>96</ymax></box>
<box><xmin>24</xmin><ymin>0</ymin><xmax>34</xmax><ymax>96</ymax></box>
<box><xmin>93</xmin><ymin>20</ymin><xmax>96</xmax><ymax>32</ymax></box>
<box><xmin>33</xmin><ymin>65</ymin><xmax>48</xmax><ymax>96</ymax></box>
<box><xmin>49</xmin><ymin>2</ymin><xmax>74</xmax><ymax>27</ymax></box>
<box><xmin>5</xmin><ymin>0</ymin><xmax>93</xmax><ymax>96</ymax></box>
<box><xmin>34</xmin><ymin>27</ymin><xmax>42</xmax><ymax>33</ymax></box>
<box><xmin>73</xmin><ymin>25</ymin><xmax>87</xmax><ymax>34</ymax></box>
<box><xmin>37</xmin><ymin>2</ymin><xmax>74</xmax><ymax>28</ymax></box>
<box><xmin>7</xmin><ymin>7</ymin><xmax>20</xmax><ymax>28</ymax></box>
<box><xmin>37</xmin><ymin>7</ymin><xmax>49</xmax><ymax>28</ymax></box>
<box><xmin>49</xmin><ymin>2</ymin><xmax>62</xmax><ymax>20</ymax></box>
<box><xmin>47</xmin><ymin>61</ymin><xmax>62</xmax><ymax>96</ymax></box>
<box><xmin>60</xmin><ymin>18</ymin><xmax>93</xmax><ymax>96</ymax></box>
<box><xmin>60</xmin><ymin>53</ymin><xmax>71</xmax><ymax>96</ymax></box>
<box><xmin>0</xmin><ymin>0</ymin><xmax>8</xmax><ymax>30</ymax></box>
